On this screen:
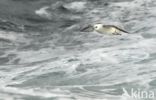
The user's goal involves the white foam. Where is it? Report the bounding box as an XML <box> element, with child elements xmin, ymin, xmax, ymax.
<box><xmin>80</xmin><ymin>48</ymin><xmax>119</xmax><ymax>64</ymax></box>
<box><xmin>0</xmin><ymin>31</ymin><xmax>18</xmax><ymax>41</ymax></box>
<box><xmin>63</xmin><ymin>1</ymin><xmax>87</xmax><ymax>12</ymax></box>
<box><xmin>35</xmin><ymin>6</ymin><xmax>51</xmax><ymax>19</ymax></box>
<box><xmin>0</xmin><ymin>86</ymin><xmax>71</xmax><ymax>98</ymax></box>
<box><xmin>112</xmin><ymin>0</ymin><xmax>152</xmax><ymax>8</ymax></box>
<box><xmin>0</xmin><ymin>93</ymin><xmax>14</xmax><ymax>100</ymax></box>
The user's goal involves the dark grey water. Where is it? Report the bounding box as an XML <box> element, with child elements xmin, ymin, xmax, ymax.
<box><xmin>0</xmin><ymin>0</ymin><xmax>156</xmax><ymax>100</ymax></box>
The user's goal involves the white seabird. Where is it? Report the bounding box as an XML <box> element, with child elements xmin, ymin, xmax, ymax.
<box><xmin>93</xmin><ymin>23</ymin><xmax>129</xmax><ymax>35</ymax></box>
<box><xmin>81</xmin><ymin>23</ymin><xmax>129</xmax><ymax>35</ymax></box>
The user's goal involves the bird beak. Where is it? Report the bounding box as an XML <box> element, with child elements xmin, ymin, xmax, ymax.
<box><xmin>80</xmin><ymin>25</ymin><xmax>94</xmax><ymax>32</ymax></box>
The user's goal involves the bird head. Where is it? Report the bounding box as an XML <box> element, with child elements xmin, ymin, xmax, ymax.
<box><xmin>93</xmin><ymin>23</ymin><xmax>103</xmax><ymax>31</ymax></box>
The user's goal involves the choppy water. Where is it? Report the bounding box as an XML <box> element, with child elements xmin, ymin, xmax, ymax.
<box><xmin>0</xmin><ymin>0</ymin><xmax>156</xmax><ymax>100</ymax></box>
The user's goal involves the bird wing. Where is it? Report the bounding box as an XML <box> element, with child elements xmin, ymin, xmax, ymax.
<box><xmin>113</xmin><ymin>25</ymin><xmax>129</xmax><ymax>33</ymax></box>
<box><xmin>103</xmin><ymin>25</ymin><xmax>129</xmax><ymax>33</ymax></box>
<box><xmin>80</xmin><ymin>25</ymin><xmax>93</xmax><ymax>32</ymax></box>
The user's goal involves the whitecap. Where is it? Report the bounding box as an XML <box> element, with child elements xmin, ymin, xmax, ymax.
<box><xmin>63</xmin><ymin>1</ymin><xmax>87</xmax><ymax>12</ymax></box>
<box><xmin>35</xmin><ymin>6</ymin><xmax>51</xmax><ymax>19</ymax></box>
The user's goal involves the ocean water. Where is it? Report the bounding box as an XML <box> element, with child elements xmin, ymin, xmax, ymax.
<box><xmin>0</xmin><ymin>0</ymin><xmax>156</xmax><ymax>100</ymax></box>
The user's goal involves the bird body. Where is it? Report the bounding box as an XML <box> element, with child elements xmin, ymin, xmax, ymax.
<box><xmin>93</xmin><ymin>24</ymin><xmax>128</xmax><ymax>35</ymax></box>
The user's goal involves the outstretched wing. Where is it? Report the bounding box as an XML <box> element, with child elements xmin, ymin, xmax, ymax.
<box><xmin>113</xmin><ymin>25</ymin><xmax>129</xmax><ymax>33</ymax></box>
<box><xmin>80</xmin><ymin>25</ymin><xmax>93</xmax><ymax>32</ymax></box>
<box><xmin>103</xmin><ymin>25</ymin><xmax>129</xmax><ymax>33</ymax></box>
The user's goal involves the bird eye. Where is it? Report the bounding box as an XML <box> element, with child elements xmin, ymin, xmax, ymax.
<box><xmin>94</xmin><ymin>26</ymin><xmax>98</xmax><ymax>29</ymax></box>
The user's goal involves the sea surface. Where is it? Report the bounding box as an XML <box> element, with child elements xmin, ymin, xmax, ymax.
<box><xmin>0</xmin><ymin>0</ymin><xmax>156</xmax><ymax>100</ymax></box>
